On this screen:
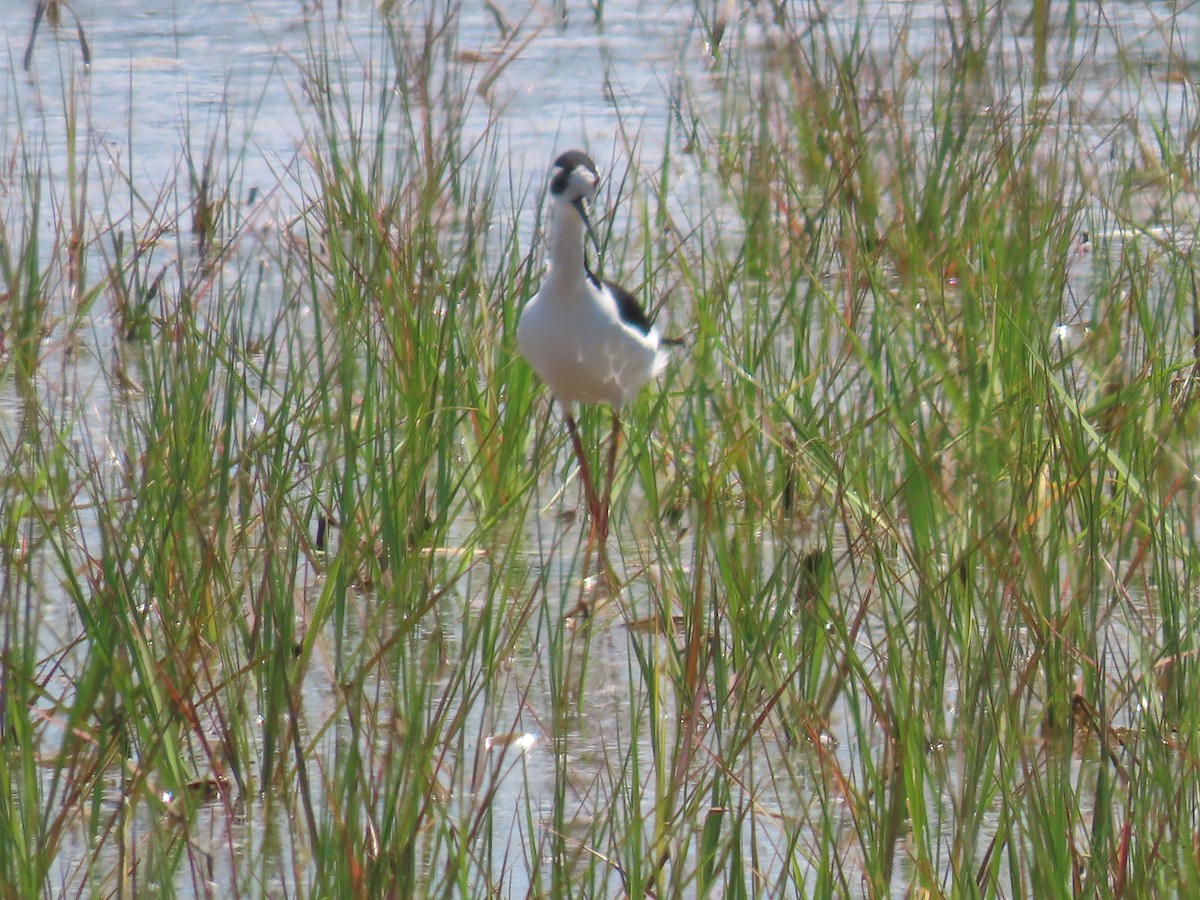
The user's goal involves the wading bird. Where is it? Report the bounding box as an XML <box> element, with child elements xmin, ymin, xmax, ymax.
<box><xmin>518</xmin><ymin>149</ymin><xmax>673</xmax><ymax>565</ymax></box>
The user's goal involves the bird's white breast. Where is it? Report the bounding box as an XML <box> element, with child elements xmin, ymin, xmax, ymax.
<box><xmin>518</xmin><ymin>275</ymin><xmax>665</xmax><ymax>408</ymax></box>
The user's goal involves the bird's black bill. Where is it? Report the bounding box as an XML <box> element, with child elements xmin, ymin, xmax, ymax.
<box><xmin>573</xmin><ymin>197</ymin><xmax>602</xmax><ymax>260</ymax></box>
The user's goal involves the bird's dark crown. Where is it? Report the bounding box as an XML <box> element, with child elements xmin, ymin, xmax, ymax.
<box><xmin>549</xmin><ymin>149</ymin><xmax>599</xmax><ymax>198</ymax></box>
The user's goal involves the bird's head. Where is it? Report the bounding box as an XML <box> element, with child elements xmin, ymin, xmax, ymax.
<box><xmin>549</xmin><ymin>150</ymin><xmax>604</xmax><ymax>260</ymax></box>
<box><xmin>549</xmin><ymin>150</ymin><xmax>600</xmax><ymax>208</ymax></box>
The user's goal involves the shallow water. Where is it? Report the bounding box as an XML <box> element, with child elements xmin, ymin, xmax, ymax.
<box><xmin>2</xmin><ymin>0</ymin><xmax>1197</xmax><ymax>895</ymax></box>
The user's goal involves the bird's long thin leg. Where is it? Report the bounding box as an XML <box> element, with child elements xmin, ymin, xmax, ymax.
<box><xmin>564</xmin><ymin>410</ymin><xmax>603</xmax><ymax>525</ymax></box>
<box><xmin>598</xmin><ymin>412</ymin><xmax>622</xmax><ymax>550</ymax></box>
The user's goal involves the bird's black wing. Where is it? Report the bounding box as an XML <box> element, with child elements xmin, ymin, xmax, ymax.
<box><xmin>604</xmin><ymin>279</ymin><xmax>654</xmax><ymax>336</ymax></box>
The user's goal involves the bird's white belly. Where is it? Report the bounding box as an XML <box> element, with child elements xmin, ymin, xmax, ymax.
<box><xmin>518</xmin><ymin>285</ymin><xmax>661</xmax><ymax>408</ymax></box>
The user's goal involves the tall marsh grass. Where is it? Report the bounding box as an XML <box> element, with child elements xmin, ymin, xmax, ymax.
<box><xmin>3</xmin><ymin>1</ymin><xmax>1200</xmax><ymax>896</ymax></box>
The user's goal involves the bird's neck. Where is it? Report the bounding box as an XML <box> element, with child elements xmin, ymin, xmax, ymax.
<box><xmin>545</xmin><ymin>203</ymin><xmax>590</xmax><ymax>283</ymax></box>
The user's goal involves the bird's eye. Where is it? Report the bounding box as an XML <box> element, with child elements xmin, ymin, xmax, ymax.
<box><xmin>549</xmin><ymin>167</ymin><xmax>571</xmax><ymax>196</ymax></box>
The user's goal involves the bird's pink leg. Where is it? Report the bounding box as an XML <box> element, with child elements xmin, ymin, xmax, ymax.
<box><xmin>597</xmin><ymin>413</ymin><xmax>621</xmax><ymax>550</ymax></box>
<box><xmin>561</xmin><ymin>408</ymin><xmax>622</xmax><ymax>605</ymax></box>
<box><xmin>564</xmin><ymin>410</ymin><xmax>604</xmax><ymax>527</ymax></box>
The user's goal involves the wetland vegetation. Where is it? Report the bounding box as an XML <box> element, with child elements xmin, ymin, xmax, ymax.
<box><xmin>4</xmin><ymin>0</ymin><xmax>1200</xmax><ymax>895</ymax></box>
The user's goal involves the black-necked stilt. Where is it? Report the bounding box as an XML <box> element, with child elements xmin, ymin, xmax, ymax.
<box><xmin>518</xmin><ymin>149</ymin><xmax>672</xmax><ymax>558</ymax></box>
